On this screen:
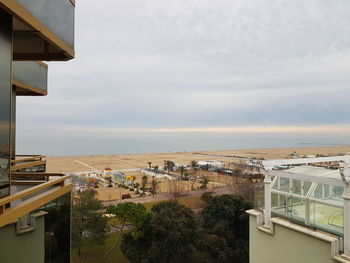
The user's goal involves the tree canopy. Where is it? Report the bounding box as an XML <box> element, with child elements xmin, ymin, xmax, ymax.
<box><xmin>198</xmin><ymin>194</ymin><xmax>252</xmax><ymax>263</ymax></box>
<box><xmin>72</xmin><ymin>189</ymin><xmax>108</xmax><ymax>257</ymax></box>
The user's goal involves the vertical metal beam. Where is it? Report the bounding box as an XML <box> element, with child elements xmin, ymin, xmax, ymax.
<box><xmin>11</xmin><ymin>87</ymin><xmax>16</xmax><ymax>159</ymax></box>
<box><xmin>0</xmin><ymin>9</ymin><xmax>13</xmax><ymax>198</ymax></box>
<box><xmin>343</xmin><ymin>184</ymin><xmax>350</xmax><ymax>257</ymax></box>
<box><xmin>263</xmin><ymin>172</ymin><xmax>272</xmax><ymax>228</ymax></box>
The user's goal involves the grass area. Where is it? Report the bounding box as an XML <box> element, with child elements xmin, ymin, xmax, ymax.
<box><xmin>72</xmin><ymin>232</ymin><xmax>129</xmax><ymax>263</ymax></box>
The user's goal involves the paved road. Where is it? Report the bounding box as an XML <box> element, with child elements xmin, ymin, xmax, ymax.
<box><xmin>102</xmin><ymin>186</ymin><xmax>235</xmax><ymax>207</ymax></box>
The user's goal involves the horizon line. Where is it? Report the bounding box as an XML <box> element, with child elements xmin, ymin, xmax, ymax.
<box><xmin>43</xmin><ymin>124</ymin><xmax>350</xmax><ymax>134</ymax></box>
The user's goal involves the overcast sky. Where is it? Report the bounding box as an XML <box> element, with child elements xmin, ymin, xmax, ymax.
<box><xmin>16</xmin><ymin>0</ymin><xmax>350</xmax><ymax>155</ymax></box>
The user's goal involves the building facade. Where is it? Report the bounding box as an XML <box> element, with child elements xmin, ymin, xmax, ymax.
<box><xmin>0</xmin><ymin>1</ymin><xmax>75</xmax><ymax>262</ymax></box>
<box><xmin>248</xmin><ymin>156</ymin><xmax>350</xmax><ymax>263</ymax></box>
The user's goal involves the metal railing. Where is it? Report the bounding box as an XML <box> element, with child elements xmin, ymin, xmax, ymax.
<box><xmin>0</xmin><ymin>174</ymin><xmax>72</xmax><ymax>228</ymax></box>
<box><xmin>11</xmin><ymin>155</ymin><xmax>46</xmax><ymax>172</ymax></box>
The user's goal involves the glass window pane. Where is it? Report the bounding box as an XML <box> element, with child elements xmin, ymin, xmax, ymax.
<box><xmin>291</xmin><ymin>180</ymin><xmax>302</xmax><ymax>195</ymax></box>
<box><xmin>303</xmin><ymin>181</ymin><xmax>312</xmax><ymax>196</ymax></box>
<box><xmin>310</xmin><ymin>201</ymin><xmax>343</xmax><ymax>237</ymax></box>
<box><xmin>272</xmin><ymin>177</ymin><xmax>279</xmax><ymax>190</ymax></box>
<box><xmin>333</xmin><ymin>186</ymin><xmax>344</xmax><ymax>199</ymax></box>
<box><xmin>279</xmin><ymin>177</ymin><xmax>290</xmax><ymax>193</ymax></box>
<box><xmin>314</xmin><ymin>184</ymin><xmax>323</xmax><ymax>199</ymax></box>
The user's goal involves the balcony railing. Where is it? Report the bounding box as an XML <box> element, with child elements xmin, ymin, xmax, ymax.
<box><xmin>1</xmin><ymin>0</ymin><xmax>75</xmax><ymax>60</ymax></box>
<box><xmin>15</xmin><ymin>0</ymin><xmax>75</xmax><ymax>49</ymax></box>
<box><xmin>13</xmin><ymin>61</ymin><xmax>48</xmax><ymax>96</ymax></box>
<box><xmin>0</xmin><ymin>173</ymin><xmax>72</xmax><ymax>228</ymax></box>
<box><xmin>11</xmin><ymin>155</ymin><xmax>46</xmax><ymax>172</ymax></box>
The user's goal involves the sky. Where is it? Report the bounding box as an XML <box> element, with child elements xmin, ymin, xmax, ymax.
<box><xmin>16</xmin><ymin>0</ymin><xmax>350</xmax><ymax>155</ymax></box>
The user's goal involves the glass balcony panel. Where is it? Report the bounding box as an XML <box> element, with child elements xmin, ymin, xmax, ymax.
<box><xmin>310</xmin><ymin>200</ymin><xmax>343</xmax><ymax>237</ymax></box>
<box><xmin>290</xmin><ymin>197</ymin><xmax>306</xmax><ymax>224</ymax></box>
<box><xmin>272</xmin><ymin>193</ymin><xmax>290</xmax><ymax>219</ymax></box>
<box><xmin>254</xmin><ymin>183</ymin><xmax>264</xmax><ymax>210</ymax></box>
<box><xmin>16</xmin><ymin>0</ymin><xmax>74</xmax><ymax>49</ymax></box>
<box><xmin>34</xmin><ymin>192</ymin><xmax>71</xmax><ymax>263</ymax></box>
<box><xmin>0</xmin><ymin>13</ymin><xmax>12</xmax><ymax>198</ymax></box>
<box><xmin>13</xmin><ymin>62</ymin><xmax>47</xmax><ymax>96</ymax></box>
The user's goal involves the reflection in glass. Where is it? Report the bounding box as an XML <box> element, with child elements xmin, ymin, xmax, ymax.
<box><xmin>0</xmin><ymin>10</ymin><xmax>12</xmax><ymax>199</ymax></box>
<box><xmin>310</xmin><ymin>201</ymin><xmax>343</xmax><ymax>237</ymax></box>
<box><xmin>37</xmin><ymin>193</ymin><xmax>71</xmax><ymax>263</ymax></box>
<box><xmin>16</xmin><ymin>0</ymin><xmax>74</xmax><ymax>48</ymax></box>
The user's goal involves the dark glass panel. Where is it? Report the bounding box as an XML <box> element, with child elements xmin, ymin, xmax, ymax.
<box><xmin>0</xmin><ymin>10</ymin><xmax>13</xmax><ymax>198</ymax></box>
<box><xmin>16</xmin><ymin>0</ymin><xmax>74</xmax><ymax>48</ymax></box>
<box><xmin>41</xmin><ymin>192</ymin><xmax>72</xmax><ymax>263</ymax></box>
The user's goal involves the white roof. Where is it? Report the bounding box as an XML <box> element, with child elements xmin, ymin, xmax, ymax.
<box><xmin>262</xmin><ymin>155</ymin><xmax>350</xmax><ymax>170</ymax></box>
<box><xmin>269</xmin><ymin>165</ymin><xmax>345</xmax><ymax>186</ymax></box>
<box><xmin>286</xmin><ymin>166</ymin><xmax>341</xmax><ymax>180</ymax></box>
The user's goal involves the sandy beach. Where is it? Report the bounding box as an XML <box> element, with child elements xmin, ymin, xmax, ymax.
<box><xmin>46</xmin><ymin>145</ymin><xmax>350</xmax><ymax>173</ymax></box>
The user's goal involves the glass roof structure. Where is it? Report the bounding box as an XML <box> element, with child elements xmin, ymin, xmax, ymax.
<box><xmin>257</xmin><ymin>155</ymin><xmax>350</xmax><ymax>257</ymax></box>
<box><xmin>270</xmin><ymin>166</ymin><xmax>344</xmax><ymax>236</ymax></box>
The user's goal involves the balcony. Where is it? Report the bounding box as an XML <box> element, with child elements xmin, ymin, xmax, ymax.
<box><xmin>13</xmin><ymin>61</ymin><xmax>48</xmax><ymax>96</ymax></box>
<box><xmin>11</xmin><ymin>155</ymin><xmax>47</xmax><ymax>172</ymax></box>
<box><xmin>0</xmin><ymin>172</ymin><xmax>72</xmax><ymax>262</ymax></box>
<box><xmin>0</xmin><ymin>173</ymin><xmax>71</xmax><ymax>228</ymax></box>
<box><xmin>0</xmin><ymin>0</ymin><xmax>75</xmax><ymax>60</ymax></box>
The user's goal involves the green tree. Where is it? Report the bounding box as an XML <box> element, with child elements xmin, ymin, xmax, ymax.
<box><xmin>197</xmin><ymin>194</ymin><xmax>252</xmax><ymax>263</ymax></box>
<box><xmin>148</xmin><ymin>200</ymin><xmax>197</xmax><ymax>263</ymax></box>
<box><xmin>141</xmin><ymin>175</ymin><xmax>148</xmax><ymax>191</ymax></box>
<box><xmin>163</xmin><ymin>160</ymin><xmax>175</xmax><ymax>173</ymax></box>
<box><xmin>183</xmin><ymin>171</ymin><xmax>190</xmax><ymax>181</ymax></box>
<box><xmin>72</xmin><ymin>189</ymin><xmax>107</xmax><ymax>257</ymax></box>
<box><xmin>153</xmin><ymin>165</ymin><xmax>159</xmax><ymax>173</ymax></box>
<box><xmin>178</xmin><ymin>165</ymin><xmax>186</xmax><ymax>180</ymax></box>
<box><xmin>190</xmin><ymin>160</ymin><xmax>198</xmax><ymax>173</ymax></box>
<box><xmin>200</xmin><ymin>176</ymin><xmax>209</xmax><ymax>189</ymax></box>
<box><xmin>103</xmin><ymin>203</ymin><xmax>149</xmax><ymax>262</ymax></box>
<box><xmin>120</xmin><ymin>207</ymin><xmax>152</xmax><ymax>263</ymax></box>
<box><xmin>150</xmin><ymin>176</ymin><xmax>160</xmax><ymax>198</ymax></box>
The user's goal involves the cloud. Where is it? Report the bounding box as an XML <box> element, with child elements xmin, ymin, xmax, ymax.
<box><xmin>15</xmin><ymin>0</ymin><xmax>350</xmax><ymax>154</ymax></box>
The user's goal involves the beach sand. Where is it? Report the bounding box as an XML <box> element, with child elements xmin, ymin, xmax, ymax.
<box><xmin>46</xmin><ymin>145</ymin><xmax>350</xmax><ymax>173</ymax></box>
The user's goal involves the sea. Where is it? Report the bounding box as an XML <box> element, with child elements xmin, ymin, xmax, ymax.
<box><xmin>17</xmin><ymin>132</ymin><xmax>350</xmax><ymax>156</ymax></box>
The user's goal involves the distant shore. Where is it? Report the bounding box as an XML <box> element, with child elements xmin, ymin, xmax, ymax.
<box><xmin>46</xmin><ymin>145</ymin><xmax>350</xmax><ymax>173</ymax></box>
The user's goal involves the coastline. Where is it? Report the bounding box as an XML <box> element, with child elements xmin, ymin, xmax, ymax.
<box><xmin>46</xmin><ymin>145</ymin><xmax>350</xmax><ymax>173</ymax></box>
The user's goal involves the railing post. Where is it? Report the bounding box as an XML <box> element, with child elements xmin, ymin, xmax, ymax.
<box><xmin>343</xmin><ymin>184</ymin><xmax>350</xmax><ymax>257</ymax></box>
<box><xmin>263</xmin><ymin>172</ymin><xmax>272</xmax><ymax>228</ymax></box>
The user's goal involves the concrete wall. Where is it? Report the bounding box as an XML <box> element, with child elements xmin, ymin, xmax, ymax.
<box><xmin>249</xmin><ymin>215</ymin><xmax>337</xmax><ymax>263</ymax></box>
<box><xmin>0</xmin><ymin>216</ymin><xmax>45</xmax><ymax>263</ymax></box>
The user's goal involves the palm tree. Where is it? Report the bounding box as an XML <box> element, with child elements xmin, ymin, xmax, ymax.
<box><xmin>178</xmin><ymin>166</ymin><xmax>185</xmax><ymax>180</ymax></box>
<box><xmin>164</xmin><ymin>160</ymin><xmax>175</xmax><ymax>173</ymax></box>
<box><xmin>141</xmin><ymin>176</ymin><xmax>148</xmax><ymax>191</ymax></box>
<box><xmin>190</xmin><ymin>160</ymin><xmax>198</xmax><ymax>173</ymax></box>
<box><xmin>154</xmin><ymin>165</ymin><xmax>159</xmax><ymax>173</ymax></box>
<box><xmin>147</xmin><ymin>161</ymin><xmax>152</xmax><ymax>169</ymax></box>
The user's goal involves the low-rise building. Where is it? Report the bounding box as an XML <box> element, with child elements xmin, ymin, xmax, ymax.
<box><xmin>248</xmin><ymin>156</ymin><xmax>350</xmax><ymax>263</ymax></box>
